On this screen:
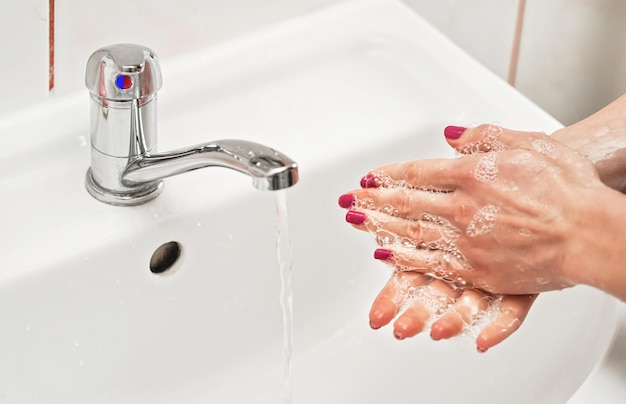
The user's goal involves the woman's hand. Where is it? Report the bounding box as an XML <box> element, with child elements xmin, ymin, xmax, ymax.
<box><xmin>341</xmin><ymin>109</ymin><xmax>626</xmax><ymax>351</ymax></box>
<box><xmin>368</xmin><ymin>268</ymin><xmax>536</xmax><ymax>352</ymax></box>
<box><xmin>341</xmin><ymin>125</ymin><xmax>607</xmax><ymax>295</ymax></box>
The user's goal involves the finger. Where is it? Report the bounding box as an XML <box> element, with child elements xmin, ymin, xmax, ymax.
<box><xmin>393</xmin><ymin>278</ymin><xmax>459</xmax><ymax>340</ymax></box>
<box><xmin>369</xmin><ymin>272</ymin><xmax>429</xmax><ymax>330</ymax></box>
<box><xmin>374</xmin><ymin>244</ymin><xmax>469</xmax><ymax>283</ymax></box>
<box><xmin>372</xmin><ymin>208</ymin><xmax>464</xmax><ymax>250</ymax></box>
<box><xmin>344</xmin><ymin>209</ymin><xmax>462</xmax><ymax>252</ymax></box>
<box><xmin>475</xmin><ymin>294</ymin><xmax>538</xmax><ymax>353</ymax></box>
<box><xmin>344</xmin><ymin>186</ymin><xmax>457</xmax><ymax>222</ymax></box>
<box><xmin>444</xmin><ymin>123</ymin><xmax>568</xmax><ymax>161</ymax></box>
<box><xmin>430</xmin><ymin>288</ymin><xmax>492</xmax><ymax>341</ymax></box>
<box><xmin>361</xmin><ymin>157</ymin><xmax>469</xmax><ymax>190</ymax></box>
<box><xmin>444</xmin><ymin>124</ymin><xmax>511</xmax><ymax>154</ymax></box>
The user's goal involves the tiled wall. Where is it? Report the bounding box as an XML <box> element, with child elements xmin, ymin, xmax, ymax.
<box><xmin>1</xmin><ymin>0</ymin><xmax>624</xmax><ymax>126</ymax></box>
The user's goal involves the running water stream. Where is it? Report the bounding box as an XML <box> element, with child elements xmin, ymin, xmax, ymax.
<box><xmin>275</xmin><ymin>191</ymin><xmax>293</xmax><ymax>403</ymax></box>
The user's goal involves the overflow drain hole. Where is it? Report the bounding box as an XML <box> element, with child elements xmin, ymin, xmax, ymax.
<box><xmin>150</xmin><ymin>241</ymin><xmax>182</xmax><ymax>274</ymax></box>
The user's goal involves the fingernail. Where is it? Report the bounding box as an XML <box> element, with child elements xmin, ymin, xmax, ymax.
<box><xmin>374</xmin><ymin>248</ymin><xmax>393</xmax><ymax>261</ymax></box>
<box><xmin>369</xmin><ymin>321</ymin><xmax>381</xmax><ymax>330</ymax></box>
<box><xmin>477</xmin><ymin>346</ymin><xmax>488</xmax><ymax>354</ymax></box>
<box><xmin>394</xmin><ymin>331</ymin><xmax>405</xmax><ymax>340</ymax></box>
<box><xmin>345</xmin><ymin>210</ymin><xmax>366</xmax><ymax>225</ymax></box>
<box><xmin>444</xmin><ymin>125</ymin><xmax>466</xmax><ymax>140</ymax></box>
<box><xmin>360</xmin><ymin>174</ymin><xmax>377</xmax><ymax>188</ymax></box>
<box><xmin>338</xmin><ymin>194</ymin><xmax>355</xmax><ymax>208</ymax></box>
<box><xmin>430</xmin><ymin>324</ymin><xmax>443</xmax><ymax>341</ymax></box>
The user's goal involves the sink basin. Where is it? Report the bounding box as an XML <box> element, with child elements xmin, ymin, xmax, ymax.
<box><xmin>0</xmin><ymin>0</ymin><xmax>619</xmax><ymax>402</ymax></box>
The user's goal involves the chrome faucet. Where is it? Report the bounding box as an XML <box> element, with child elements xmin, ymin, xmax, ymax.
<box><xmin>84</xmin><ymin>44</ymin><xmax>298</xmax><ymax>206</ymax></box>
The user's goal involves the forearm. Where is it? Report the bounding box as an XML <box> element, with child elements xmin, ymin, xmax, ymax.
<box><xmin>552</xmin><ymin>93</ymin><xmax>626</xmax><ymax>192</ymax></box>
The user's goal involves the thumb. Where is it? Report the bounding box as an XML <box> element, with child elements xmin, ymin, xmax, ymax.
<box><xmin>444</xmin><ymin>124</ymin><xmax>515</xmax><ymax>155</ymax></box>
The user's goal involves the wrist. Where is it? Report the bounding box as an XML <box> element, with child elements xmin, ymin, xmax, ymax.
<box><xmin>561</xmin><ymin>186</ymin><xmax>626</xmax><ymax>301</ymax></box>
<box><xmin>551</xmin><ymin>94</ymin><xmax>626</xmax><ymax>192</ymax></box>
<box><xmin>552</xmin><ymin>128</ymin><xmax>626</xmax><ymax>192</ymax></box>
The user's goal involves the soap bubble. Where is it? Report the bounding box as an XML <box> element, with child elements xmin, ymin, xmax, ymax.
<box><xmin>466</xmin><ymin>205</ymin><xmax>500</xmax><ymax>238</ymax></box>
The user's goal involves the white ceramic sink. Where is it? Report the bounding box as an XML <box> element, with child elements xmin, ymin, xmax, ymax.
<box><xmin>0</xmin><ymin>0</ymin><xmax>619</xmax><ymax>402</ymax></box>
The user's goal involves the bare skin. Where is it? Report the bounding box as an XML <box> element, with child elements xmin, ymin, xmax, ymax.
<box><xmin>351</xmin><ymin>129</ymin><xmax>611</xmax><ymax>294</ymax></box>
<box><xmin>340</xmin><ymin>94</ymin><xmax>626</xmax><ymax>352</ymax></box>
<box><xmin>552</xmin><ymin>93</ymin><xmax>626</xmax><ymax>192</ymax></box>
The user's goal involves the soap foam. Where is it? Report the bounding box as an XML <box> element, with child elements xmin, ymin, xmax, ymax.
<box><xmin>473</xmin><ymin>153</ymin><xmax>498</xmax><ymax>183</ymax></box>
<box><xmin>466</xmin><ymin>205</ymin><xmax>500</xmax><ymax>238</ymax></box>
<box><xmin>459</xmin><ymin>295</ymin><xmax>504</xmax><ymax>339</ymax></box>
<box><xmin>390</xmin><ymin>272</ymin><xmax>421</xmax><ymax>307</ymax></box>
<box><xmin>530</xmin><ymin>138</ymin><xmax>559</xmax><ymax>160</ymax></box>
<box><xmin>368</xmin><ymin>170</ymin><xmax>451</xmax><ymax>194</ymax></box>
<box><xmin>457</xmin><ymin>124</ymin><xmax>507</xmax><ymax>155</ymax></box>
<box><xmin>357</xmin><ymin>175</ymin><xmax>511</xmax><ymax>345</ymax></box>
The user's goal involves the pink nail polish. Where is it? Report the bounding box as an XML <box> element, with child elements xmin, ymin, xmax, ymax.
<box><xmin>338</xmin><ymin>194</ymin><xmax>355</xmax><ymax>208</ymax></box>
<box><xmin>374</xmin><ymin>248</ymin><xmax>393</xmax><ymax>261</ymax></box>
<box><xmin>444</xmin><ymin>125</ymin><xmax>466</xmax><ymax>140</ymax></box>
<box><xmin>360</xmin><ymin>174</ymin><xmax>377</xmax><ymax>188</ymax></box>
<box><xmin>345</xmin><ymin>210</ymin><xmax>366</xmax><ymax>225</ymax></box>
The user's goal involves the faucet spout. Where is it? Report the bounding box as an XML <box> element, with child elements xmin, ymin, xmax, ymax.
<box><xmin>122</xmin><ymin>140</ymin><xmax>299</xmax><ymax>191</ymax></box>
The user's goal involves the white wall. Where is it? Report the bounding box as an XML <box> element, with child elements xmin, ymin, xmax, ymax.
<box><xmin>406</xmin><ymin>0</ymin><xmax>626</xmax><ymax>125</ymax></box>
<box><xmin>0</xmin><ymin>0</ymin><xmax>624</xmax><ymax>126</ymax></box>
<box><xmin>53</xmin><ymin>0</ymin><xmax>337</xmax><ymax>98</ymax></box>
<box><xmin>515</xmin><ymin>0</ymin><xmax>626</xmax><ymax>125</ymax></box>
<box><xmin>0</xmin><ymin>0</ymin><xmax>49</xmax><ymax>118</ymax></box>
<box><xmin>402</xmin><ymin>0</ymin><xmax>519</xmax><ymax>83</ymax></box>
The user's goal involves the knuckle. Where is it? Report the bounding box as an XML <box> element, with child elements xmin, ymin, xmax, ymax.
<box><xmin>454</xmin><ymin>203</ymin><xmax>475</xmax><ymax>220</ymax></box>
<box><xmin>390</xmin><ymin>189</ymin><xmax>413</xmax><ymax>216</ymax></box>
<box><xmin>475</xmin><ymin>124</ymin><xmax>494</xmax><ymax>138</ymax></box>
<box><xmin>403</xmin><ymin>164</ymin><xmax>421</xmax><ymax>184</ymax></box>
<box><xmin>458</xmin><ymin>164</ymin><xmax>476</xmax><ymax>184</ymax></box>
<box><xmin>405</xmin><ymin>221</ymin><xmax>424</xmax><ymax>241</ymax></box>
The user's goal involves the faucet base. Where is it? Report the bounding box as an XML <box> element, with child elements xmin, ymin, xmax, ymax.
<box><xmin>85</xmin><ymin>169</ymin><xmax>163</xmax><ymax>206</ymax></box>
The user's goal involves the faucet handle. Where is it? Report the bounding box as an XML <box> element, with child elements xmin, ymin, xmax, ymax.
<box><xmin>85</xmin><ymin>43</ymin><xmax>163</xmax><ymax>102</ymax></box>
